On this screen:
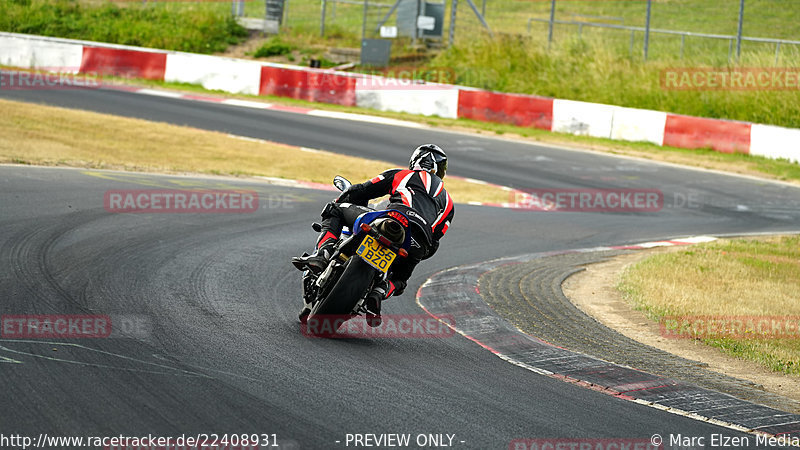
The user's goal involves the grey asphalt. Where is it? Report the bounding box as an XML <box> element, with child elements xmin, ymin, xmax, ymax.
<box><xmin>2</xmin><ymin>84</ymin><xmax>800</xmax><ymax>449</ymax></box>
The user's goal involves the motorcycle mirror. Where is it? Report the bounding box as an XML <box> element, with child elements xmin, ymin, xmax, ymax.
<box><xmin>333</xmin><ymin>175</ymin><xmax>352</xmax><ymax>192</ymax></box>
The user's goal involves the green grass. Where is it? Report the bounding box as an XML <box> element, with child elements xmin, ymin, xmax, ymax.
<box><xmin>619</xmin><ymin>236</ymin><xmax>800</xmax><ymax>375</ymax></box>
<box><xmin>1</xmin><ymin>0</ymin><xmax>248</xmax><ymax>53</ymax></box>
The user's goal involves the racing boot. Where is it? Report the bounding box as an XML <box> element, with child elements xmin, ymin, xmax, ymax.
<box><xmin>364</xmin><ymin>287</ymin><xmax>384</xmax><ymax>328</ymax></box>
<box><xmin>292</xmin><ymin>231</ymin><xmax>337</xmax><ymax>274</ymax></box>
<box><xmin>364</xmin><ymin>280</ymin><xmax>404</xmax><ymax>327</ymax></box>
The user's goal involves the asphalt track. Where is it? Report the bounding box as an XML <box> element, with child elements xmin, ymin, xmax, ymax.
<box><xmin>2</xmin><ymin>84</ymin><xmax>800</xmax><ymax>449</ymax></box>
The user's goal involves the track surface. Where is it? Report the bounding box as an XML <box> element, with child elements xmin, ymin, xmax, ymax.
<box><xmin>2</xmin><ymin>85</ymin><xmax>800</xmax><ymax>449</ymax></box>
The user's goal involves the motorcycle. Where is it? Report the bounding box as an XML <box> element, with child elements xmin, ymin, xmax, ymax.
<box><xmin>298</xmin><ymin>176</ymin><xmax>411</xmax><ymax>335</ymax></box>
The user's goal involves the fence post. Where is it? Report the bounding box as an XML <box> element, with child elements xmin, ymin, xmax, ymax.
<box><xmin>629</xmin><ymin>30</ymin><xmax>634</xmax><ymax>58</ymax></box>
<box><xmin>680</xmin><ymin>34</ymin><xmax>685</xmax><ymax>59</ymax></box>
<box><xmin>448</xmin><ymin>0</ymin><xmax>458</xmax><ymax>46</ymax></box>
<box><xmin>736</xmin><ymin>0</ymin><xmax>745</xmax><ymax>60</ymax></box>
<box><xmin>547</xmin><ymin>0</ymin><xmax>555</xmax><ymax>49</ymax></box>
<box><xmin>320</xmin><ymin>0</ymin><xmax>327</xmax><ymax>37</ymax></box>
<box><xmin>643</xmin><ymin>0</ymin><xmax>651</xmax><ymax>60</ymax></box>
<box><xmin>361</xmin><ymin>0</ymin><xmax>368</xmax><ymax>41</ymax></box>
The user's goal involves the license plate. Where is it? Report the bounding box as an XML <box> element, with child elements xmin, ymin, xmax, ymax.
<box><xmin>356</xmin><ymin>235</ymin><xmax>396</xmax><ymax>274</ymax></box>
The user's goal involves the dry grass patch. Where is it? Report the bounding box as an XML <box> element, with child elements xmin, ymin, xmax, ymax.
<box><xmin>619</xmin><ymin>235</ymin><xmax>800</xmax><ymax>374</ymax></box>
<box><xmin>0</xmin><ymin>99</ymin><xmax>508</xmax><ymax>204</ymax></box>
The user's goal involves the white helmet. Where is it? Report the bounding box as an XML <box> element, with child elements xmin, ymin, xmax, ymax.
<box><xmin>409</xmin><ymin>144</ymin><xmax>448</xmax><ymax>179</ymax></box>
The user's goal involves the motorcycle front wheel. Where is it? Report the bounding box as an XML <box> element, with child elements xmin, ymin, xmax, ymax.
<box><xmin>306</xmin><ymin>256</ymin><xmax>375</xmax><ymax>335</ymax></box>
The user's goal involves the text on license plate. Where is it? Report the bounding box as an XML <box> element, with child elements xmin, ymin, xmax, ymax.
<box><xmin>356</xmin><ymin>235</ymin><xmax>396</xmax><ymax>273</ymax></box>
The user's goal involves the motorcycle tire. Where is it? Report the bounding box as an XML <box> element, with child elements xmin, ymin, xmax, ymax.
<box><xmin>306</xmin><ymin>257</ymin><xmax>375</xmax><ymax>335</ymax></box>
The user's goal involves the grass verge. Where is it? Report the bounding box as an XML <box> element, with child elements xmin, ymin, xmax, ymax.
<box><xmin>0</xmin><ymin>98</ymin><xmax>509</xmax><ymax>204</ymax></box>
<box><xmin>618</xmin><ymin>235</ymin><xmax>800</xmax><ymax>375</ymax></box>
<box><xmin>431</xmin><ymin>35</ymin><xmax>800</xmax><ymax>129</ymax></box>
<box><xmin>1</xmin><ymin>0</ymin><xmax>247</xmax><ymax>54</ymax></box>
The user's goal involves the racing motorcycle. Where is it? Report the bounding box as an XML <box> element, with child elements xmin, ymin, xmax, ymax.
<box><xmin>298</xmin><ymin>176</ymin><xmax>411</xmax><ymax>335</ymax></box>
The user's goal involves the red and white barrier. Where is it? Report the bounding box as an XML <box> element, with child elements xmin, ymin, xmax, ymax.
<box><xmin>165</xmin><ymin>53</ymin><xmax>262</xmax><ymax>95</ymax></box>
<box><xmin>552</xmin><ymin>99</ymin><xmax>616</xmax><ymax>138</ymax></box>
<box><xmin>663</xmin><ymin>114</ymin><xmax>751</xmax><ymax>154</ymax></box>
<box><xmin>457</xmin><ymin>89</ymin><xmax>553</xmax><ymax>129</ymax></box>
<box><xmin>356</xmin><ymin>75</ymin><xmax>459</xmax><ymax>119</ymax></box>
<box><xmin>750</xmin><ymin>124</ymin><xmax>800</xmax><ymax>163</ymax></box>
<box><xmin>260</xmin><ymin>65</ymin><xmax>357</xmax><ymax>106</ymax></box>
<box><xmin>80</xmin><ymin>46</ymin><xmax>167</xmax><ymax>80</ymax></box>
<box><xmin>610</xmin><ymin>107</ymin><xmax>667</xmax><ymax>146</ymax></box>
<box><xmin>0</xmin><ymin>34</ymin><xmax>83</xmax><ymax>72</ymax></box>
<box><xmin>1</xmin><ymin>31</ymin><xmax>798</xmax><ymax>164</ymax></box>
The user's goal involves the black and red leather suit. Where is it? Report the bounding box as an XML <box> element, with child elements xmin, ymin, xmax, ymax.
<box><xmin>316</xmin><ymin>168</ymin><xmax>454</xmax><ymax>296</ymax></box>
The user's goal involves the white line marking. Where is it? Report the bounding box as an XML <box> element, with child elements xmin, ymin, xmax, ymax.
<box><xmin>136</xmin><ymin>89</ymin><xmax>184</xmax><ymax>99</ymax></box>
<box><xmin>463</xmin><ymin>177</ymin><xmax>488</xmax><ymax>185</ymax></box>
<box><xmin>221</xmin><ymin>99</ymin><xmax>273</xmax><ymax>109</ymax></box>
<box><xmin>307</xmin><ymin>110</ymin><xmax>427</xmax><ymax>128</ymax></box>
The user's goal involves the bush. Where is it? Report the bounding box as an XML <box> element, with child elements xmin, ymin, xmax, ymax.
<box><xmin>252</xmin><ymin>38</ymin><xmax>294</xmax><ymax>58</ymax></box>
<box><xmin>0</xmin><ymin>0</ymin><xmax>248</xmax><ymax>54</ymax></box>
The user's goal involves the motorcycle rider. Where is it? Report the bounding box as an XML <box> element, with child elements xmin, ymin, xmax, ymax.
<box><xmin>292</xmin><ymin>144</ymin><xmax>454</xmax><ymax>325</ymax></box>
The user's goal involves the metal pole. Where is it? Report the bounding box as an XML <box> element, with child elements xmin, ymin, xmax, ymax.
<box><xmin>629</xmin><ymin>30</ymin><xmax>634</xmax><ymax>58</ymax></box>
<box><xmin>547</xmin><ymin>0</ymin><xmax>555</xmax><ymax>48</ymax></box>
<box><xmin>361</xmin><ymin>0</ymin><xmax>368</xmax><ymax>41</ymax></box>
<box><xmin>728</xmin><ymin>38</ymin><xmax>733</xmax><ymax>63</ymax></box>
<box><xmin>736</xmin><ymin>0</ymin><xmax>745</xmax><ymax>59</ymax></box>
<box><xmin>775</xmin><ymin>42</ymin><xmax>781</xmax><ymax>66</ymax></box>
<box><xmin>448</xmin><ymin>0</ymin><xmax>457</xmax><ymax>46</ymax></box>
<box><xmin>680</xmin><ymin>34</ymin><xmax>685</xmax><ymax>59</ymax></box>
<box><xmin>481</xmin><ymin>0</ymin><xmax>485</xmax><ymax>18</ymax></box>
<box><xmin>643</xmin><ymin>0</ymin><xmax>651</xmax><ymax>60</ymax></box>
<box><xmin>374</xmin><ymin>0</ymin><xmax>403</xmax><ymax>33</ymax></box>
<box><xmin>321</xmin><ymin>0</ymin><xmax>327</xmax><ymax>37</ymax></box>
<box><xmin>413</xmin><ymin>0</ymin><xmax>420</xmax><ymax>46</ymax></box>
<box><xmin>463</xmin><ymin>0</ymin><xmax>492</xmax><ymax>34</ymax></box>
